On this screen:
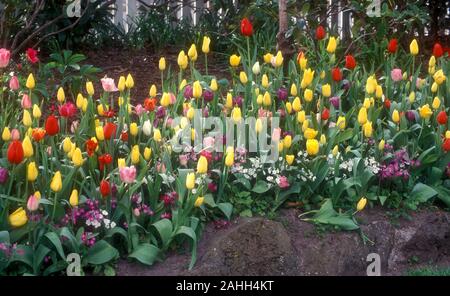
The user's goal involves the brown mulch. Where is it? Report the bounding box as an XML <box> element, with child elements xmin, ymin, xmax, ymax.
<box><xmin>83</xmin><ymin>47</ymin><xmax>230</xmax><ymax>104</ymax></box>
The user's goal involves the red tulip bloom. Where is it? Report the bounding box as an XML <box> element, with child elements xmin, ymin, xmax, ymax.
<box><xmin>98</xmin><ymin>154</ymin><xmax>113</xmax><ymax>171</ymax></box>
<box><xmin>144</xmin><ymin>98</ymin><xmax>157</xmax><ymax>111</ymax></box>
<box><xmin>103</xmin><ymin>122</ymin><xmax>117</xmax><ymax>140</ymax></box>
<box><xmin>321</xmin><ymin>108</ymin><xmax>330</xmax><ymax>121</ymax></box>
<box><xmin>31</xmin><ymin>128</ymin><xmax>46</xmax><ymax>142</ymax></box>
<box><xmin>85</xmin><ymin>139</ymin><xmax>98</xmax><ymax>157</ymax></box>
<box><xmin>240</xmin><ymin>17</ymin><xmax>253</xmax><ymax>37</ymax></box>
<box><xmin>387</xmin><ymin>39</ymin><xmax>398</xmax><ymax>53</ymax></box>
<box><xmin>7</xmin><ymin>140</ymin><xmax>24</xmax><ymax>164</ymax></box>
<box><xmin>384</xmin><ymin>98</ymin><xmax>391</xmax><ymax>109</ymax></box>
<box><xmin>443</xmin><ymin>138</ymin><xmax>450</xmax><ymax>152</ymax></box>
<box><xmin>345</xmin><ymin>55</ymin><xmax>356</xmax><ymax>69</ymax></box>
<box><xmin>433</xmin><ymin>42</ymin><xmax>444</xmax><ymax>58</ymax></box>
<box><xmin>45</xmin><ymin>115</ymin><xmax>59</xmax><ymax>136</ymax></box>
<box><xmin>331</xmin><ymin>67</ymin><xmax>342</xmax><ymax>82</ymax></box>
<box><xmin>316</xmin><ymin>25</ymin><xmax>326</xmax><ymax>40</ymax></box>
<box><xmin>437</xmin><ymin>111</ymin><xmax>448</xmax><ymax>125</ymax></box>
<box><xmin>99</xmin><ymin>180</ymin><xmax>110</xmax><ymax>197</ymax></box>
<box><xmin>121</xmin><ymin>131</ymin><xmax>128</xmax><ymax>142</ymax></box>
<box><xmin>26</xmin><ymin>48</ymin><xmax>39</xmax><ymax>64</ymax></box>
<box><xmin>59</xmin><ymin>102</ymin><xmax>77</xmax><ymax>118</ymax></box>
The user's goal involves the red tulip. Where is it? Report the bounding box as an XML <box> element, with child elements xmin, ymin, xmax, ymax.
<box><xmin>26</xmin><ymin>48</ymin><xmax>39</xmax><ymax>64</ymax></box>
<box><xmin>384</xmin><ymin>99</ymin><xmax>391</xmax><ymax>109</ymax></box>
<box><xmin>121</xmin><ymin>131</ymin><xmax>128</xmax><ymax>142</ymax></box>
<box><xmin>443</xmin><ymin>138</ymin><xmax>450</xmax><ymax>152</ymax></box>
<box><xmin>433</xmin><ymin>42</ymin><xmax>444</xmax><ymax>58</ymax></box>
<box><xmin>85</xmin><ymin>139</ymin><xmax>98</xmax><ymax>157</ymax></box>
<box><xmin>7</xmin><ymin>140</ymin><xmax>24</xmax><ymax>164</ymax></box>
<box><xmin>331</xmin><ymin>67</ymin><xmax>342</xmax><ymax>82</ymax></box>
<box><xmin>98</xmin><ymin>154</ymin><xmax>113</xmax><ymax>171</ymax></box>
<box><xmin>103</xmin><ymin>122</ymin><xmax>117</xmax><ymax>140</ymax></box>
<box><xmin>59</xmin><ymin>102</ymin><xmax>77</xmax><ymax>118</ymax></box>
<box><xmin>387</xmin><ymin>39</ymin><xmax>398</xmax><ymax>53</ymax></box>
<box><xmin>100</xmin><ymin>180</ymin><xmax>110</xmax><ymax>197</ymax></box>
<box><xmin>240</xmin><ymin>18</ymin><xmax>253</xmax><ymax>37</ymax></box>
<box><xmin>321</xmin><ymin>108</ymin><xmax>330</xmax><ymax>121</ymax></box>
<box><xmin>437</xmin><ymin>111</ymin><xmax>448</xmax><ymax>125</ymax></box>
<box><xmin>144</xmin><ymin>98</ymin><xmax>157</xmax><ymax>111</ymax></box>
<box><xmin>45</xmin><ymin>115</ymin><xmax>59</xmax><ymax>136</ymax></box>
<box><xmin>316</xmin><ymin>25</ymin><xmax>326</xmax><ymax>40</ymax></box>
<box><xmin>345</xmin><ymin>55</ymin><xmax>356</xmax><ymax>69</ymax></box>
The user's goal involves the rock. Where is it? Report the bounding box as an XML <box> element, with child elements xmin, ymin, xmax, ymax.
<box><xmin>190</xmin><ymin>218</ymin><xmax>299</xmax><ymax>276</ymax></box>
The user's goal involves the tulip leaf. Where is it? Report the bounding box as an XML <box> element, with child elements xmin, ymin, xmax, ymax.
<box><xmin>85</xmin><ymin>240</ymin><xmax>119</xmax><ymax>265</ymax></box>
<box><xmin>128</xmin><ymin>243</ymin><xmax>161</xmax><ymax>266</ymax></box>
<box><xmin>151</xmin><ymin>219</ymin><xmax>173</xmax><ymax>249</ymax></box>
<box><xmin>174</xmin><ymin>226</ymin><xmax>197</xmax><ymax>270</ymax></box>
<box><xmin>218</xmin><ymin>202</ymin><xmax>233</xmax><ymax>219</ymax></box>
<box><xmin>44</xmin><ymin>232</ymin><xmax>65</xmax><ymax>259</ymax></box>
<box><xmin>252</xmin><ymin>180</ymin><xmax>270</xmax><ymax>193</ymax></box>
<box><xmin>410</xmin><ymin>183</ymin><xmax>438</xmax><ymax>203</ymax></box>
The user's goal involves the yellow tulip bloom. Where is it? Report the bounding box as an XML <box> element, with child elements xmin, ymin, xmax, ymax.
<box><xmin>306</xmin><ymin>139</ymin><xmax>319</xmax><ymax>156</ymax></box>
<box><xmin>9</xmin><ymin>207</ymin><xmax>28</xmax><ymax>227</ymax></box>
<box><xmin>50</xmin><ymin>171</ymin><xmax>63</xmax><ymax>192</ymax></box>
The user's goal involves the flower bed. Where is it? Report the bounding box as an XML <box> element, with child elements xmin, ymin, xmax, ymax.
<box><xmin>0</xmin><ymin>21</ymin><xmax>449</xmax><ymax>275</ymax></box>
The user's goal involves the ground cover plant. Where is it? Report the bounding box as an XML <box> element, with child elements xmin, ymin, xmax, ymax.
<box><xmin>0</xmin><ymin>15</ymin><xmax>449</xmax><ymax>275</ymax></box>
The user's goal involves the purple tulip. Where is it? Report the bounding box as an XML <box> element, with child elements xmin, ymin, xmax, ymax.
<box><xmin>277</xmin><ymin>87</ymin><xmax>288</xmax><ymax>101</ymax></box>
<box><xmin>0</xmin><ymin>167</ymin><xmax>8</xmax><ymax>184</ymax></box>
<box><xmin>184</xmin><ymin>85</ymin><xmax>193</xmax><ymax>99</ymax></box>
<box><xmin>233</xmin><ymin>96</ymin><xmax>243</xmax><ymax>107</ymax></box>
<box><xmin>329</xmin><ymin>96</ymin><xmax>340</xmax><ymax>109</ymax></box>
<box><xmin>342</xmin><ymin>79</ymin><xmax>351</xmax><ymax>91</ymax></box>
<box><xmin>156</xmin><ymin>106</ymin><xmax>166</xmax><ymax>119</ymax></box>
<box><xmin>405</xmin><ymin>110</ymin><xmax>416</xmax><ymax>122</ymax></box>
<box><xmin>203</xmin><ymin>89</ymin><xmax>214</xmax><ymax>102</ymax></box>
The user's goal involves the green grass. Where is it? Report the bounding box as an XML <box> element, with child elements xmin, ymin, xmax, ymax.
<box><xmin>407</xmin><ymin>266</ymin><xmax>450</xmax><ymax>276</ymax></box>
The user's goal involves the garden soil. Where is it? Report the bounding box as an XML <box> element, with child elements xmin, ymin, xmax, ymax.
<box><xmin>116</xmin><ymin>207</ymin><xmax>450</xmax><ymax>276</ymax></box>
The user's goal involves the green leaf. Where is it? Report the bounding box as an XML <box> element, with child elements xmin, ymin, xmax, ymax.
<box><xmin>128</xmin><ymin>243</ymin><xmax>160</xmax><ymax>265</ymax></box>
<box><xmin>175</xmin><ymin>226</ymin><xmax>197</xmax><ymax>270</ymax></box>
<box><xmin>0</xmin><ymin>231</ymin><xmax>10</xmax><ymax>243</ymax></box>
<box><xmin>44</xmin><ymin>232</ymin><xmax>65</xmax><ymax>259</ymax></box>
<box><xmin>85</xmin><ymin>241</ymin><xmax>119</xmax><ymax>265</ymax></box>
<box><xmin>252</xmin><ymin>180</ymin><xmax>270</xmax><ymax>193</ymax></box>
<box><xmin>410</xmin><ymin>183</ymin><xmax>438</xmax><ymax>203</ymax></box>
<box><xmin>218</xmin><ymin>203</ymin><xmax>233</xmax><ymax>219</ymax></box>
<box><xmin>151</xmin><ymin>219</ymin><xmax>173</xmax><ymax>249</ymax></box>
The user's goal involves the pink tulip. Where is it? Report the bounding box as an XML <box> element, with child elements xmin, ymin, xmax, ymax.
<box><xmin>9</xmin><ymin>76</ymin><xmax>19</xmax><ymax>90</ymax></box>
<box><xmin>391</xmin><ymin>68</ymin><xmax>402</xmax><ymax>82</ymax></box>
<box><xmin>203</xmin><ymin>136</ymin><xmax>215</xmax><ymax>150</ymax></box>
<box><xmin>133</xmin><ymin>208</ymin><xmax>140</xmax><ymax>217</ymax></box>
<box><xmin>11</xmin><ymin>129</ymin><xmax>20</xmax><ymax>140</ymax></box>
<box><xmin>278</xmin><ymin>176</ymin><xmax>290</xmax><ymax>189</ymax></box>
<box><xmin>0</xmin><ymin>48</ymin><xmax>11</xmax><ymax>68</ymax></box>
<box><xmin>21</xmin><ymin>94</ymin><xmax>32</xmax><ymax>109</ymax></box>
<box><xmin>100</xmin><ymin>77</ymin><xmax>118</xmax><ymax>92</ymax></box>
<box><xmin>169</xmin><ymin>92</ymin><xmax>176</xmax><ymax>104</ymax></box>
<box><xmin>119</xmin><ymin>166</ymin><xmax>137</xmax><ymax>183</ymax></box>
<box><xmin>179</xmin><ymin>154</ymin><xmax>189</xmax><ymax>166</ymax></box>
<box><xmin>27</xmin><ymin>194</ymin><xmax>39</xmax><ymax>212</ymax></box>
<box><xmin>272</xmin><ymin>127</ymin><xmax>281</xmax><ymax>142</ymax></box>
<box><xmin>135</xmin><ymin>104</ymin><xmax>145</xmax><ymax>116</ymax></box>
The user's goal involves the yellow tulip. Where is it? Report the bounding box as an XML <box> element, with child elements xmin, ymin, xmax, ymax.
<box><xmin>419</xmin><ymin>104</ymin><xmax>433</xmax><ymax>119</ymax></box>
<box><xmin>50</xmin><ymin>171</ymin><xmax>62</xmax><ymax>192</ymax></box>
<box><xmin>284</xmin><ymin>135</ymin><xmax>292</xmax><ymax>149</ymax></box>
<box><xmin>292</xmin><ymin>97</ymin><xmax>301</xmax><ymax>112</ymax></box>
<box><xmin>9</xmin><ymin>207</ymin><xmax>28</xmax><ymax>227</ymax></box>
<box><xmin>149</xmin><ymin>84</ymin><xmax>157</xmax><ymax>97</ymax></box>
<box><xmin>131</xmin><ymin>145</ymin><xmax>140</xmax><ymax>164</ymax></box>
<box><xmin>177</xmin><ymin>50</ymin><xmax>188</xmax><ymax>69</ymax></box>
<box><xmin>32</xmin><ymin>104</ymin><xmax>41</xmax><ymax>118</ymax></box>
<box><xmin>202</xmin><ymin>36</ymin><xmax>211</xmax><ymax>54</ymax></box>
<box><xmin>446</xmin><ymin>131</ymin><xmax>450</xmax><ymax>139</ymax></box>
<box><xmin>409</xmin><ymin>91</ymin><xmax>416</xmax><ymax>103</ymax></box>
<box><xmin>326</xmin><ymin>37</ymin><xmax>337</xmax><ymax>53</ymax></box>
<box><xmin>365</xmin><ymin>75</ymin><xmax>377</xmax><ymax>94</ymax></box>
<box><xmin>2</xmin><ymin>127</ymin><xmax>11</xmax><ymax>141</ymax></box>
<box><xmin>304</xmin><ymin>88</ymin><xmax>313</xmax><ymax>102</ymax></box>
<box><xmin>263</xmin><ymin>53</ymin><xmax>273</xmax><ymax>64</ymax></box>
<box><xmin>69</xmin><ymin>189</ymin><xmax>79</xmax><ymax>207</ymax></box>
<box><xmin>22</xmin><ymin>136</ymin><xmax>33</xmax><ymax>158</ymax></box>
<box><xmin>188</xmin><ymin>44</ymin><xmax>198</xmax><ymax>62</ymax></box>
<box><xmin>301</xmin><ymin>69</ymin><xmax>314</xmax><ymax>89</ymax></box>
<box><xmin>86</xmin><ymin>81</ymin><xmax>94</xmax><ymax>96</ymax></box>
<box><xmin>81</xmin><ymin>98</ymin><xmax>88</xmax><ymax>112</ymax></box>
<box><xmin>358</xmin><ymin>107</ymin><xmax>368</xmax><ymax>125</ymax></box>
<box><xmin>432</xmin><ymin>96</ymin><xmax>441</xmax><ymax>110</ymax></box>
<box><xmin>239</xmin><ymin>71</ymin><xmax>248</xmax><ymax>84</ymax></box>
<box><xmin>23</xmin><ymin>109</ymin><xmax>32</xmax><ymax>127</ymax></box>
<box><xmin>431</xmin><ymin>82</ymin><xmax>438</xmax><ymax>93</ymax></box>
<box><xmin>117</xmin><ymin>76</ymin><xmax>126</xmax><ymax>91</ymax></box>
<box><xmin>274</xmin><ymin>51</ymin><xmax>283</xmax><ymax>67</ymax></box>
<box><xmin>160</xmin><ymin>92</ymin><xmax>171</xmax><ymax>107</ymax></box>
<box><xmin>125</xmin><ymin>73</ymin><xmax>134</xmax><ymax>89</ymax></box>
<box><xmin>306</xmin><ymin>139</ymin><xmax>319</xmax><ymax>156</ymax></box>
<box><xmin>231</xmin><ymin>107</ymin><xmax>242</xmax><ymax>123</ymax></box>
<box><xmin>225</xmin><ymin>149</ymin><xmax>234</xmax><ymax>167</ymax></box>
<box><xmin>95</xmin><ymin>126</ymin><xmax>104</xmax><ymax>141</ymax></box>
<box><xmin>255</xmin><ymin>118</ymin><xmax>263</xmax><ymax>133</ymax></box>
<box><xmin>290</xmin><ymin>83</ymin><xmax>298</xmax><ymax>96</ymax></box>
<box><xmin>197</xmin><ymin>155</ymin><xmax>208</xmax><ymax>174</ymax></box>
<box><xmin>378</xmin><ymin>139</ymin><xmax>385</xmax><ymax>151</ymax></box>
<box><xmin>286</xmin><ymin>154</ymin><xmax>295</xmax><ymax>165</ymax></box>
<box><xmin>186</xmin><ymin>172</ymin><xmax>196</xmax><ymax>190</ymax></box>
<box><xmin>118</xmin><ymin>158</ymin><xmax>126</xmax><ymax>168</ymax></box>
<box><xmin>194</xmin><ymin>196</ymin><xmax>204</xmax><ymax>207</ymax></box>
<box><xmin>261</xmin><ymin>74</ymin><xmax>269</xmax><ymax>88</ymax></box>
<box><xmin>192</xmin><ymin>80</ymin><xmax>202</xmax><ymax>99</ymax></box>
<box><xmin>356</xmin><ymin>197</ymin><xmax>367</xmax><ymax>211</ymax></box>
<box><xmin>130</xmin><ymin>122</ymin><xmax>138</xmax><ymax>136</ymax></box>
<box><xmin>57</xmin><ymin>87</ymin><xmax>65</xmax><ymax>103</ymax></box>
<box><xmin>363</xmin><ymin>121</ymin><xmax>373</xmax><ymax>138</ymax></box>
<box><xmin>332</xmin><ymin>145</ymin><xmax>339</xmax><ymax>157</ymax></box>
<box><xmin>144</xmin><ymin>147</ymin><xmax>152</xmax><ymax>161</ymax></box>
<box><xmin>337</xmin><ymin>116</ymin><xmax>346</xmax><ymax>130</ymax></box>
<box><xmin>153</xmin><ymin>129</ymin><xmax>162</xmax><ymax>142</ymax></box>
<box><xmin>278</xmin><ymin>141</ymin><xmax>284</xmax><ymax>152</ymax></box>
<box><xmin>285</xmin><ymin>102</ymin><xmax>292</xmax><ymax>114</ymax></box>
<box><xmin>159</xmin><ymin>57</ymin><xmax>166</xmax><ymax>71</ymax></box>
<box><xmin>429</xmin><ymin>55</ymin><xmax>436</xmax><ymax>67</ymax></box>
<box><xmin>263</xmin><ymin>91</ymin><xmax>271</xmax><ymax>107</ymax></box>
<box><xmin>256</xmin><ymin>94</ymin><xmax>263</xmax><ymax>105</ymax></box>
<box><xmin>321</xmin><ymin>84</ymin><xmax>331</xmax><ymax>97</ymax></box>
<box><xmin>226</xmin><ymin>93</ymin><xmax>233</xmax><ymax>109</ymax></box>
<box><xmin>297</xmin><ymin>110</ymin><xmax>306</xmax><ymax>123</ymax></box>
<box><xmin>26</xmin><ymin>73</ymin><xmax>35</xmax><ymax>89</ymax></box>
<box><xmin>392</xmin><ymin>109</ymin><xmax>400</xmax><ymax>123</ymax></box>
<box><xmin>299</xmin><ymin>55</ymin><xmax>307</xmax><ymax>70</ymax></box>
<box><xmin>304</xmin><ymin>128</ymin><xmax>318</xmax><ymax>139</ymax></box>
<box><xmin>409</xmin><ymin>39</ymin><xmax>419</xmax><ymax>56</ymax></box>
<box><xmin>229</xmin><ymin>54</ymin><xmax>241</xmax><ymax>67</ymax></box>
<box><xmin>375</xmin><ymin>85</ymin><xmax>383</xmax><ymax>99</ymax></box>
<box><xmin>72</xmin><ymin>148</ymin><xmax>84</xmax><ymax>167</ymax></box>
<box><xmin>210</xmin><ymin>79</ymin><xmax>218</xmax><ymax>91</ymax></box>
<box><xmin>433</xmin><ymin>69</ymin><xmax>446</xmax><ymax>85</ymax></box>
<box><xmin>27</xmin><ymin>161</ymin><xmax>38</xmax><ymax>182</ymax></box>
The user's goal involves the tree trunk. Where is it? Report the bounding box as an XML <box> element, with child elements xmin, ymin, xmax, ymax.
<box><xmin>277</xmin><ymin>0</ymin><xmax>295</xmax><ymax>64</ymax></box>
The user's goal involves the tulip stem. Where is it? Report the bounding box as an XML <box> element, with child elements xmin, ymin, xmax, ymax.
<box><xmin>204</xmin><ymin>54</ymin><xmax>208</xmax><ymax>76</ymax></box>
<box><xmin>52</xmin><ymin>192</ymin><xmax>57</xmax><ymax>221</ymax></box>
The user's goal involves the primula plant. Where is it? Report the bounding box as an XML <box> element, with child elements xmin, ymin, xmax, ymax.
<box><xmin>0</xmin><ymin>16</ymin><xmax>449</xmax><ymax>275</ymax></box>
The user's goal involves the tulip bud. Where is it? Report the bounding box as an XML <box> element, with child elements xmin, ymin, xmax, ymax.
<box><xmin>72</xmin><ymin>147</ymin><xmax>84</xmax><ymax>167</ymax></box>
<box><xmin>27</xmin><ymin>161</ymin><xmax>38</xmax><ymax>182</ymax></box>
<box><xmin>159</xmin><ymin>57</ymin><xmax>166</xmax><ymax>71</ymax></box>
<box><xmin>117</xmin><ymin>76</ymin><xmax>126</xmax><ymax>91</ymax></box>
<box><xmin>125</xmin><ymin>74</ymin><xmax>134</xmax><ymax>89</ymax></box>
<box><xmin>23</xmin><ymin>110</ymin><xmax>32</xmax><ymax>127</ymax></box>
<box><xmin>32</xmin><ymin>104</ymin><xmax>42</xmax><ymax>119</ymax></box>
<box><xmin>22</xmin><ymin>136</ymin><xmax>33</xmax><ymax>158</ymax></box>
<box><xmin>153</xmin><ymin>129</ymin><xmax>162</xmax><ymax>142</ymax></box>
<box><xmin>186</xmin><ymin>172</ymin><xmax>196</xmax><ymax>190</ymax></box>
<box><xmin>252</xmin><ymin>62</ymin><xmax>261</xmax><ymax>75</ymax></box>
<box><xmin>69</xmin><ymin>189</ymin><xmax>79</xmax><ymax>207</ymax></box>
<box><xmin>194</xmin><ymin>196</ymin><xmax>205</xmax><ymax>207</ymax></box>
<box><xmin>57</xmin><ymin>87</ymin><xmax>65</xmax><ymax>103</ymax></box>
<box><xmin>2</xmin><ymin>127</ymin><xmax>11</xmax><ymax>141</ymax></box>
<box><xmin>144</xmin><ymin>147</ymin><xmax>152</xmax><ymax>161</ymax></box>
<box><xmin>50</xmin><ymin>171</ymin><xmax>62</xmax><ymax>192</ymax></box>
<box><xmin>286</xmin><ymin>154</ymin><xmax>294</xmax><ymax>165</ymax></box>
<box><xmin>356</xmin><ymin>197</ymin><xmax>367</xmax><ymax>211</ymax></box>
<box><xmin>197</xmin><ymin>155</ymin><xmax>208</xmax><ymax>174</ymax></box>
<box><xmin>26</xmin><ymin>73</ymin><xmax>35</xmax><ymax>89</ymax></box>
<box><xmin>86</xmin><ymin>81</ymin><xmax>94</xmax><ymax>96</ymax></box>
<box><xmin>131</xmin><ymin>145</ymin><xmax>140</xmax><ymax>164</ymax></box>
